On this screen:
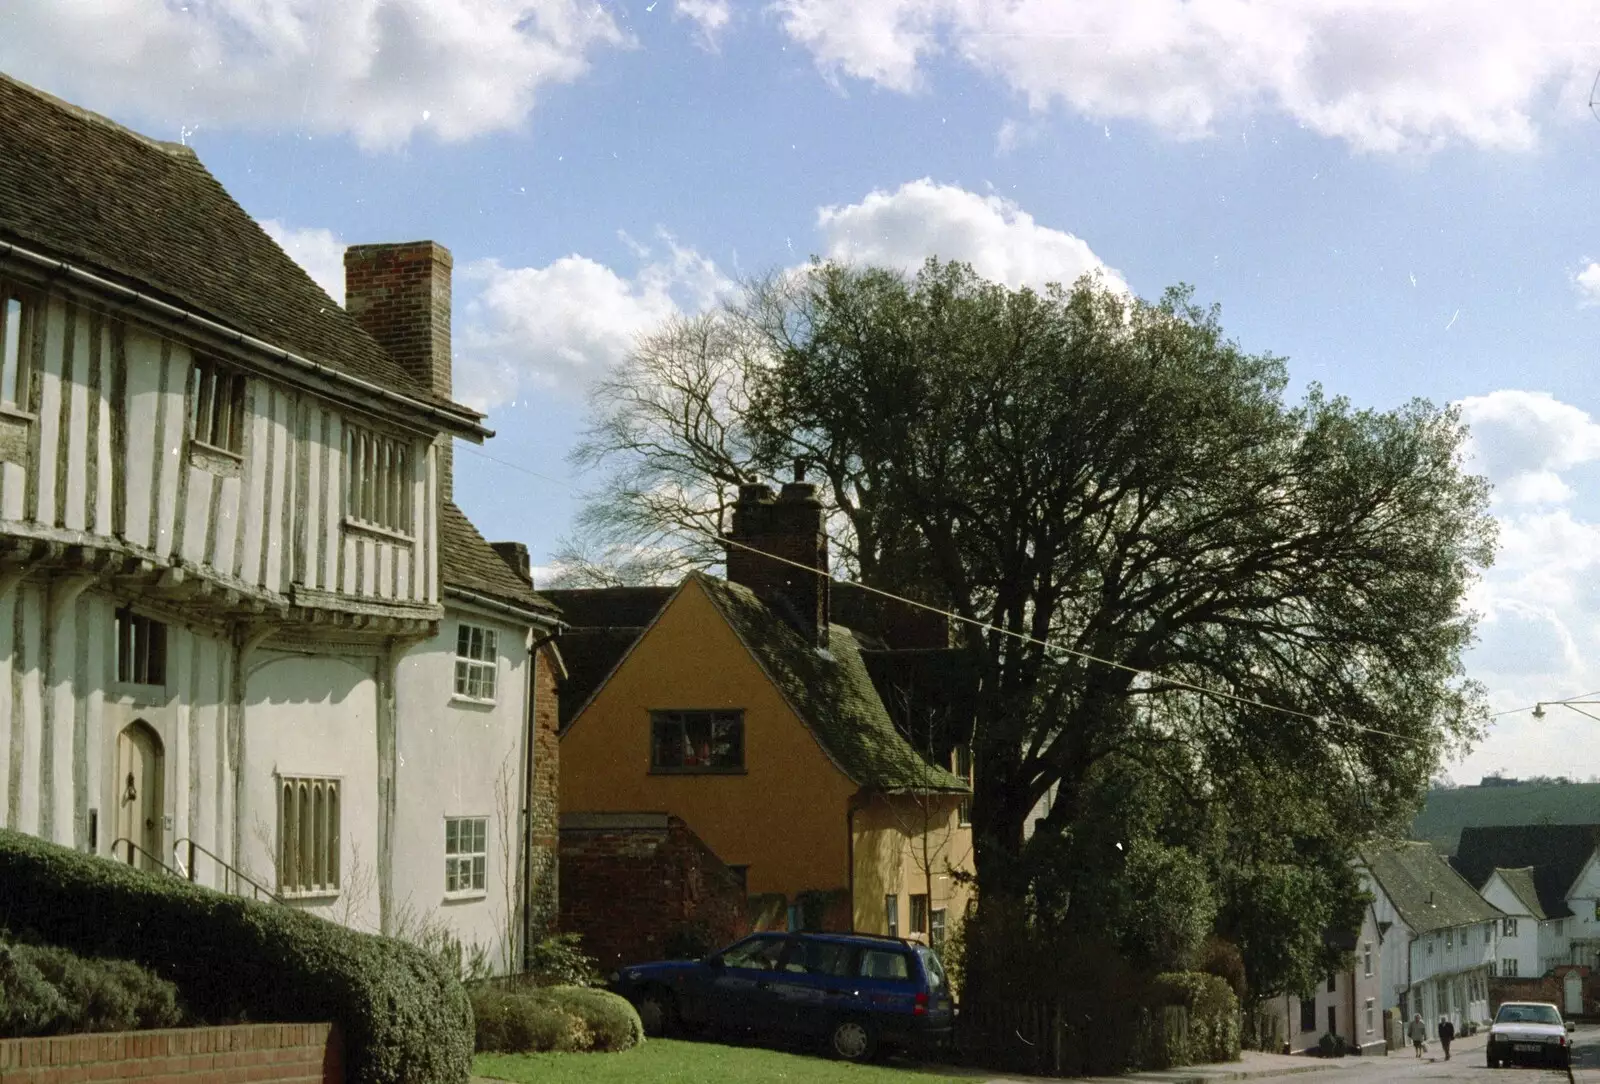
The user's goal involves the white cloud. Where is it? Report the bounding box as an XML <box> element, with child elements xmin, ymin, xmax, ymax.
<box><xmin>1458</xmin><ymin>390</ymin><xmax>1600</xmax><ymax>507</ymax></box>
<box><xmin>1446</xmin><ymin>392</ymin><xmax>1600</xmax><ymax>780</ymax></box>
<box><xmin>1575</xmin><ymin>262</ymin><xmax>1600</xmax><ymax>306</ymax></box>
<box><xmin>772</xmin><ymin>0</ymin><xmax>1599</xmax><ymax>154</ymax></box>
<box><xmin>1</xmin><ymin>0</ymin><xmax>628</xmax><ymax>150</ymax></box>
<box><xmin>455</xmin><ymin>234</ymin><xmax>734</xmax><ymax>412</ymax></box>
<box><xmin>260</xmin><ymin>219</ymin><xmax>348</xmax><ymax>304</ymax></box>
<box><xmin>816</xmin><ymin>179</ymin><xmax>1125</xmax><ymax>292</ymax></box>
<box><xmin>675</xmin><ymin>0</ymin><xmax>732</xmax><ymax>48</ymax></box>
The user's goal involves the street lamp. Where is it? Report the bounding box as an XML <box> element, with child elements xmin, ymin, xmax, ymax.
<box><xmin>1531</xmin><ymin>698</ymin><xmax>1600</xmax><ymax>723</ymax></box>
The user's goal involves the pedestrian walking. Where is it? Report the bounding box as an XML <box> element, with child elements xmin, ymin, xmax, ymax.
<box><xmin>1438</xmin><ymin>1016</ymin><xmax>1455</xmax><ymax>1060</ymax></box>
<box><xmin>1408</xmin><ymin>1013</ymin><xmax>1428</xmax><ymax>1057</ymax></box>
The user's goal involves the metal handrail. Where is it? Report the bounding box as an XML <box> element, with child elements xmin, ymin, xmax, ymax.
<box><xmin>110</xmin><ymin>837</ymin><xmax>181</xmax><ymax>876</ymax></box>
<box><xmin>173</xmin><ymin>837</ymin><xmax>282</xmax><ymax>904</ymax></box>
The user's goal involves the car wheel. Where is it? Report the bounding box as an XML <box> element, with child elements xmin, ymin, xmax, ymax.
<box><xmin>828</xmin><ymin>1018</ymin><xmax>878</xmax><ymax>1062</ymax></box>
<box><xmin>635</xmin><ymin>989</ymin><xmax>677</xmax><ymax>1038</ymax></box>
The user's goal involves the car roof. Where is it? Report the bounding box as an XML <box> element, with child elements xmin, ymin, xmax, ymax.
<box><xmin>795</xmin><ymin>931</ymin><xmax>920</xmax><ymax>951</ymax></box>
<box><xmin>1498</xmin><ymin>1001</ymin><xmax>1559</xmax><ymax>1008</ymax></box>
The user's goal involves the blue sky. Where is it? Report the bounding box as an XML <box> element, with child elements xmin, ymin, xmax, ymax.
<box><xmin>8</xmin><ymin>0</ymin><xmax>1600</xmax><ymax>782</ymax></box>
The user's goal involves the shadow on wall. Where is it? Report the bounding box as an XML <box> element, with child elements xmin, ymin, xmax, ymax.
<box><xmin>246</xmin><ymin>654</ymin><xmax>374</xmax><ymax>708</ymax></box>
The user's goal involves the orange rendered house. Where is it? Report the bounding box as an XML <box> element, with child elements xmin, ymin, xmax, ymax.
<box><xmin>553</xmin><ymin>475</ymin><xmax>975</xmax><ymax>956</ymax></box>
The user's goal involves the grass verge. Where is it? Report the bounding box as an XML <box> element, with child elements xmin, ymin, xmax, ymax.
<box><xmin>474</xmin><ymin>1038</ymin><xmax>975</xmax><ymax>1084</ymax></box>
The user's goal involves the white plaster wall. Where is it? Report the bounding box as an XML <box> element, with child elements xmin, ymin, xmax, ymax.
<box><xmin>392</xmin><ymin>606</ymin><xmax>530</xmax><ymax>972</ymax></box>
<box><xmin>240</xmin><ymin>650</ymin><xmax>382</xmax><ymax>933</ymax></box>
<box><xmin>1480</xmin><ymin>876</ymin><xmax>1539</xmax><ymax>977</ymax></box>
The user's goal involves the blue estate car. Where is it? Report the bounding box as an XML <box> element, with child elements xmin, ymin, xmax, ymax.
<box><xmin>610</xmin><ymin>931</ymin><xmax>954</xmax><ymax>1061</ymax></box>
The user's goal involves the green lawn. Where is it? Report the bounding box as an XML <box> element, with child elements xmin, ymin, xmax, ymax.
<box><xmin>474</xmin><ymin>1038</ymin><xmax>976</xmax><ymax>1084</ymax></box>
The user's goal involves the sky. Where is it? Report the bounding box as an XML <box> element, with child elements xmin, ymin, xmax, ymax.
<box><xmin>6</xmin><ymin>0</ymin><xmax>1600</xmax><ymax>783</ymax></box>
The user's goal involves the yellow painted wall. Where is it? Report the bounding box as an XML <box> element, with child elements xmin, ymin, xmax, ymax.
<box><xmin>852</xmin><ymin>793</ymin><xmax>975</xmax><ymax>948</ymax></box>
<box><xmin>560</xmin><ymin>577</ymin><xmax>860</xmax><ymax>899</ymax></box>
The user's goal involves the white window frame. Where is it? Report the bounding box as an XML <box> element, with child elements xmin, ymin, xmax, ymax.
<box><xmin>885</xmin><ymin>893</ymin><xmax>899</xmax><ymax>937</ymax></box>
<box><xmin>343</xmin><ymin>422</ymin><xmax>414</xmax><ymax>536</ymax></box>
<box><xmin>277</xmin><ymin>775</ymin><xmax>341</xmax><ymax>898</ymax></box>
<box><xmin>453</xmin><ymin>624</ymin><xmax>499</xmax><ymax>703</ymax></box>
<box><xmin>909</xmin><ymin>893</ymin><xmax>929</xmax><ymax>935</ymax></box>
<box><xmin>1365</xmin><ymin>998</ymin><xmax>1375</xmax><ymax>1035</ymax></box>
<box><xmin>931</xmin><ymin>907</ymin><xmax>947</xmax><ymax>950</ymax></box>
<box><xmin>1503</xmin><ymin>917</ymin><xmax>1518</xmax><ymax>937</ymax></box>
<box><xmin>115</xmin><ymin>608</ymin><xmax>168</xmax><ymax>688</ymax></box>
<box><xmin>189</xmin><ymin>357</ymin><xmax>247</xmax><ymax>455</ymax></box>
<box><xmin>445</xmin><ymin>815</ymin><xmax>488</xmax><ymax>898</ymax></box>
<box><xmin>0</xmin><ymin>283</ymin><xmax>38</xmax><ymax>413</ymax></box>
<box><xmin>1363</xmin><ymin>942</ymin><xmax>1373</xmax><ymax>977</ymax></box>
<box><xmin>1503</xmin><ymin>957</ymin><xmax>1518</xmax><ymax>977</ymax></box>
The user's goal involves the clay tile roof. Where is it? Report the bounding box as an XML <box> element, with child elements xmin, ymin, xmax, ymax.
<box><xmin>1362</xmin><ymin>840</ymin><xmax>1505</xmax><ymax>935</ymax></box>
<box><xmin>1451</xmin><ymin>824</ymin><xmax>1600</xmax><ymax>921</ymax></box>
<box><xmin>1491</xmin><ymin>867</ymin><xmax>1548</xmax><ymax>921</ymax></box>
<box><xmin>438</xmin><ymin>501</ymin><xmax>557</xmax><ymax>617</ymax></box>
<box><xmin>0</xmin><ymin>73</ymin><xmax>469</xmax><ymax>414</ymax></box>
<box><xmin>539</xmin><ymin>587</ymin><xmax>675</xmax><ymax>630</ymax></box>
<box><xmin>692</xmin><ymin>573</ymin><xmax>968</xmax><ymax>795</ymax></box>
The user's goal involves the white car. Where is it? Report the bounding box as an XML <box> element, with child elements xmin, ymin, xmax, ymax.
<box><xmin>1486</xmin><ymin>1001</ymin><xmax>1575</xmax><ymax>1069</ymax></box>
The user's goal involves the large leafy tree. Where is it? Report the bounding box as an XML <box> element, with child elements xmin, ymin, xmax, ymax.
<box><xmin>564</xmin><ymin>258</ymin><xmax>1494</xmax><ymax>984</ymax></box>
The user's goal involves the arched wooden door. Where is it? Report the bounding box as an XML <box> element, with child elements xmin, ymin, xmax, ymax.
<box><xmin>115</xmin><ymin>721</ymin><xmax>164</xmax><ymax>870</ymax></box>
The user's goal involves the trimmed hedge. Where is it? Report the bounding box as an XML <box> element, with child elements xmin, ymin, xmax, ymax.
<box><xmin>0</xmin><ymin>937</ymin><xmax>185</xmax><ymax>1037</ymax></box>
<box><xmin>0</xmin><ymin>829</ymin><xmax>472</xmax><ymax>1084</ymax></box>
<box><xmin>471</xmin><ymin>985</ymin><xmax>643</xmax><ymax>1053</ymax></box>
<box><xmin>1151</xmin><ymin>971</ymin><xmax>1241</xmax><ymax>1065</ymax></box>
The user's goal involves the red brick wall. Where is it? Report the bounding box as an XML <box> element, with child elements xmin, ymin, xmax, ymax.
<box><xmin>342</xmin><ymin>241</ymin><xmax>454</xmax><ymax>495</ymax></box>
<box><xmin>527</xmin><ymin>643</ymin><xmax>562</xmax><ymax>940</ymax></box>
<box><xmin>560</xmin><ymin>814</ymin><xmax>748</xmax><ymax>970</ymax></box>
<box><xmin>0</xmin><ymin>1024</ymin><xmax>340</xmax><ymax>1084</ymax></box>
<box><xmin>1491</xmin><ymin>965</ymin><xmax>1595</xmax><ymax>1018</ymax></box>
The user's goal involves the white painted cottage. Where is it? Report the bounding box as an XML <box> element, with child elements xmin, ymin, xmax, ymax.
<box><xmin>1362</xmin><ymin>841</ymin><xmax>1503</xmax><ymax>1040</ymax></box>
<box><xmin>1453</xmin><ymin>824</ymin><xmax>1600</xmax><ymax>975</ymax></box>
<box><xmin>0</xmin><ymin>73</ymin><xmax>563</xmax><ymax>971</ymax></box>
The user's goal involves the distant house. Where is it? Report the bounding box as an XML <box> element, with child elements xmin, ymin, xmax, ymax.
<box><xmin>1453</xmin><ymin>824</ymin><xmax>1600</xmax><ymax>974</ymax></box>
<box><xmin>553</xmin><ymin>476</ymin><xmax>973</xmax><ymax>965</ymax></box>
<box><xmin>0</xmin><ymin>73</ymin><xmax>563</xmax><ymax>968</ymax></box>
<box><xmin>1362</xmin><ymin>841</ymin><xmax>1504</xmax><ymax>1037</ymax></box>
<box><xmin>1263</xmin><ymin>904</ymin><xmax>1387</xmax><ymax>1056</ymax></box>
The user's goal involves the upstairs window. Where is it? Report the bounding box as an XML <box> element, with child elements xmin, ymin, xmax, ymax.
<box><xmin>278</xmin><ymin>776</ymin><xmax>340</xmax><ymax>896</ymax></box>
<box><xmin>344</xmin><ymin>424</ymin><xmax>413</xmax><ymax>534</ymax></box>
<box><xmin>1363</xmin><ymin>942</ymin><xmax>1373</xmax><ymax>977</ymax></box>
<box><xmin>885</xmin><ymin>893</ymin><xmax>899</xmax><ymax>937</ymax></box>
<box><xmin>931</xmin><ymin>907</ymin><xmax>947</xmax><ymax>950</ymax></box>
<box><xmin>0</xmin><ymin>285</ymin><xmax>37</xmax><ymax>411</ymax></box>
<box><xmin>189</xmin><ymin>357</ymin><xmax>247</xmax><ymax>453</ymax></box>
<box><xmin>115</xmin><ymin>608</ymin><xmax>167</xmax><ymax>686</ymax></box>
<box><xmin>953</xmin><ymin>743</ymin><xmax>973</xmax><ymax>826</ymax></box>
<box><xmin>1503</xmin><ymin>917</ymin><xmax>1518</xmax><ymax>937</ymax></box>
<box><xmin>454</xmin><ymin>624</ymin><xmax>498</xmax><ymax>702</ymax></box>
<box><xmin>650</xmin><ymin>710</ymin><xmax>744</xmax><ymax>772</ymax></box>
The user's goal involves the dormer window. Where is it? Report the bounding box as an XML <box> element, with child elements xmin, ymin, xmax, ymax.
<box><xmin>190</xmin><ymin>357</ymin><xmax>247</xmax><ymax>454</ymax></box>
<box><xmin>344</xmin><ymin>423</ymin><xmax>412</xmax><ymax>536</ymax></box>
<box><xmin>1</xmin><ymin>284</ymin><xmax>38</xmax><ymax>411</ymax></box>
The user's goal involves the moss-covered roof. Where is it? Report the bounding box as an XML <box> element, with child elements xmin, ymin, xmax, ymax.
<box><xmin>1492</xmin><ymin>867</ymin><xmax>1547</xmax><ymax>921</ymax></box>
<box><xmin>692</xmin><ymin>573</ymin><xmax>968</xmax><ymax>795</ymax></box>
<box><xmin>1362</xmin><ymin>840</ymin><xmax>1504</xmax><ymax>935</ymax></box>
<box><xmin>0</xmin><ymin>73</ymin><xmax>471</xmax><ymax>415</ymax></box>
<box><xmin>438</xmin><ymin>501</ymin><xmax>559</xmax><ymax>617</ymax></box>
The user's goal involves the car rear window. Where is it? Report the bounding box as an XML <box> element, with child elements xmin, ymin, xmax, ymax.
<box><xmin>1495</xmin><ymin>1004</ymin><xmax>1561</xmax><ymax>1026</ymax></box>
<box><xmin>859</xmin><ymin>948</ymin><xmax>913</xmax><ymax>982</ymax></box>
<box><xmin>916</xmin><ymin>946</ymin><xmax>946</xmax><ymax>993</ymax></box>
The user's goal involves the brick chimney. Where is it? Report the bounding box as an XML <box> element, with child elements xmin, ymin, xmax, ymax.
<box><xmin>343</xmin><ymin>241</ymin><xmax>454</xmax><ymax>498</ymax></box>
<box><xmin>492</xmin><ymin>541</ymin><xmax>533</xmax><ymax>585</ymax></box>
<box><xmin>723</xmin><ymin>461</ymin><xmax>830</xmax><ymax>646</ymax></box>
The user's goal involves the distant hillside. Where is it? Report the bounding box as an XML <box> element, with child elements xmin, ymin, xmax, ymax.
<box><xmin>1411</xmin><ymin>781</ymin><xmax>1600</xmax><ymax>856</ymax></box>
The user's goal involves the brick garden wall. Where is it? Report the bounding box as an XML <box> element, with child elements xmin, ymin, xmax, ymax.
<box><xmin>560</xmin><ymin>812</ymin><xmax>747</xmax><ymax>970</ymax></box>
<box><xmin>1490</xmin><ymin>965</ymin><xmax>1594</xmax><ymax>1018</ymax></box>
<box><xmin>0</xmin><ymin>1023</ymin><xmax>340</xmax><ymax>1084</ymax></box>
<box><xmin>527</xmin><ymin>644</ymin><xmax>562</xmax><ymax>940</ymax></box>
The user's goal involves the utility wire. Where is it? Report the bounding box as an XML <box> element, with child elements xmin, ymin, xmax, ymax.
<box><xmin>0</xmin><ymin>277</ymin><xmax>1443</xmax><ymax>752</ymax></box>
<box><xmin>459</xmin><ymin>445</ymin><xmax>1431</xmax><ymax>748</ymax></box>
